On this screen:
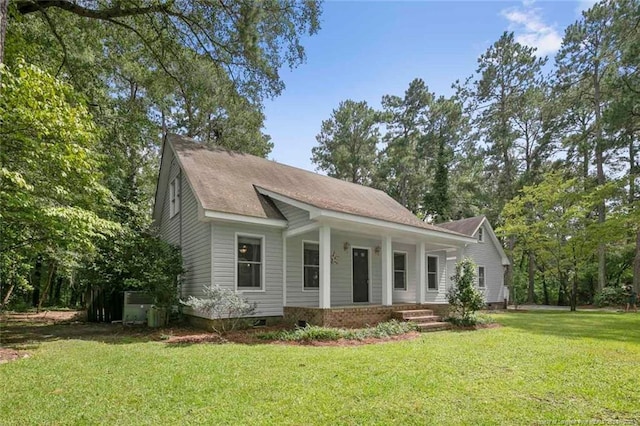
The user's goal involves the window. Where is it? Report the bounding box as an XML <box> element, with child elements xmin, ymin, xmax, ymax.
<box><xmin>303</xmin><ymin>242</ymin><xmax>319</xmax><ymax>289</ymax></box>
<box><xmin>169</xmin><ymin>177</ymin><xmax>180</xmax><ymax>217</ymax></box>
<box><xmin>478</xmin><ymin>266</ymin><xmax>485</xmax><ymax>288</ymax></box>
<box><xmin>393</xmin><ymin>252</ymin><xmax>407</xmax><ymax>290</ymax></box>
<box><xmin>478</xmin><ymin>227</ymin><xmax>484</xmax><ymax>242</ymax></box>
<box><xmin>237</xmin><ymin>235</ymin><xmax>263</xmax><ymax>289</ymax></box>
<box><xmin>427</xmin><ymin>256</ymin><xmax>438</xmax><ymax>290</ymax></box>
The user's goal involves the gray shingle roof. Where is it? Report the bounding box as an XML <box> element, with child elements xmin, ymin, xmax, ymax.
<box><xmin>437</xmin><ymin>216</ymin><xmax>485</xmax><ymax>236</ymax></box>
<box><xmin>169</xmin><ymin>135</ymin><xmax>467</xmax><ymax>237</ymax></box>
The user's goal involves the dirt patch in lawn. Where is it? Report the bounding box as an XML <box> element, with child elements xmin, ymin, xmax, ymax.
<box><xmin>0</xmin><ymin>347</ymin><xmax>30</xmax><ymax>364</ymax></box>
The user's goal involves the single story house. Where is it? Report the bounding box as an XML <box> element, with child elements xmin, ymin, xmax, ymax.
<box><xmin>153</xmin><ymin>135</ymin><xmax>509</xmax><ymax>327</ymax></box>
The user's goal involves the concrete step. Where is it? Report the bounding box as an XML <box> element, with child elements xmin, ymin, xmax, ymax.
<box><xmin>393</xmin><ymin>309</ymin><xmax>434</xmax><ymax>319</ymax></box>
<box><xmin>415</xmin><ymin>321</ymin><xmax>452</xmax><ymax>332</ymax></box>
<box><xmin>405</xmin><ymin>315</ymin><xmax>440</xmax><ymax>323</ymax></box>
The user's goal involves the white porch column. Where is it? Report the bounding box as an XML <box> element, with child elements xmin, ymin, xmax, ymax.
<box><xmin>381</xmin><ymin>235</ymin><xmax>393</xmax><ymax>306</ymax></box>
<box><xmin>319</xmin><ymin>225</ymin><xmax>331</xmax><ymax>309</ymax></box>
<box><xmin>416</xmin><ymin>242</ymin><xmax>426</xmax><ymax>304</ymax></box>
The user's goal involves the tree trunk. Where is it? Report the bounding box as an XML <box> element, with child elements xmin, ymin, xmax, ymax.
<box><xmin>542</xmin><ymin>271</ymin><xmax>549</xmax><ymax>305</ymax></box>
<box><xmin>634</xmin><ymin>228</ymin><xmax>640</xmax><ymax>293</ymax></box>
<box><xmin>527</xmin><ymin>251</ymin><xmax>536</xmax><ymax>303</ymax></box>
<box><xmin>37</xmin><ymin>261</ymin><xmax>56</xmax><ymax>312</ymax></box>
<box><xmin>0</xmin><ymin>0</ymin><xmax>7</xmax><ymax>65</ymax></box>
<box><xmin>504</xmin><ymin>236</ymin><xmax>515</xmax><ymax>300</ymax></box>
<box><xmin>593</xmin><ymin>63</ymin><xmax>606</xmax><ymax>292</ymax></box>
<box><xmin>1</xmin><ymin>282</ymin><xmax>15</xmax><ymax>307</ymax></box>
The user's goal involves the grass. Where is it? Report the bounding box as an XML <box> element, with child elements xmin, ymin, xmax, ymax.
<box><xmin>1</xmin><ymin>311</ymin><xmax>640</xmax><ymax>425</ymax></box>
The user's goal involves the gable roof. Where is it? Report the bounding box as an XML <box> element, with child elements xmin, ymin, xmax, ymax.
<box><xmin>437</xmin><ymin>216</ymin><xmax>485</xmax><ymax>237</ymax></box>
<box><xmin>162</xmin><ymin>135</ymin><xmax>471</xmax><ymax>239</ymax></box>
<box><xmin>438</xmin><ymin>216</ymin><xmax>510</xmax><ymax>265</ymax></box>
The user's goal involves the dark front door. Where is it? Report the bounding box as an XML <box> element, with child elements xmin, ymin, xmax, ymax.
<box><xmin>352</xmin><ymin>248</ymin><xmax>369</xmax><ymax>303</ymax></box>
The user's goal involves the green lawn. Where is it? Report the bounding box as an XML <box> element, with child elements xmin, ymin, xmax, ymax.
<box><xmin>1</xmin><ymin>311</ymin><xmax>639</xmax><ymax>425</ymax></box>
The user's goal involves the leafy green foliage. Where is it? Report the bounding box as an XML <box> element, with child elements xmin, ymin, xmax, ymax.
<box><xmin>257</xmin><ymin>320</ymin><xmax>418</xmax><ymax>342</ymax></box>
<box><xmin>80</xmin><ymin>231</ymin><xmax>184</xmax><ymax>308</ymax></box>
<box><xmin>0</xmin><ymin>60</ymin><xmax>119</xmax><ymax>307</ymax></box>
<box><xmin>447</xmin><ymin>258</ymin><xmax>485</xmax><ymax>325</ymax></box>
<box><xmin>312</xmin><ymin>100</ymin><xmax>380</xmax><ymax>184</ymax></box>
<box><xmin>594</xmin><ymin>286</ymin><xmax>627</xmax><ymax>307</ymax></box>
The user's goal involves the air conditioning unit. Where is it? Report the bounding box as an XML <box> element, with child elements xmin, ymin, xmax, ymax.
<box><xmin>123</xmin><ymin>291</ymin><xmax>154</xmax><ymax>324</ymax></box>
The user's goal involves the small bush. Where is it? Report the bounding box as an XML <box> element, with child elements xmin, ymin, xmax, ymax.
<box><xmin>446</xmin><ymin>313</ymin><xmax>495</xmax><ymax>327</ymax></box>
<box><xmin>181</xmin><ymin>285</ymin><xmax>257</xmax><ymax>334</ymax></box>
<box><xmin>369</xmin><ymin>319</ymin><xmax>418</xmax><ymax>337</ymax></box>
<box><xmin>594</xmin><ymin>286</ymin><xmax>626</xmax><ymax>307</ymax></box>
<box><xmin>257</xmin><ymin>320</ymin><xmax>417</xmax><ymax>342</ymax></box>
<box><xmin>447</xmin><ymin>258</ymin><xmax>485</xmax><ymax>326</ymax></box>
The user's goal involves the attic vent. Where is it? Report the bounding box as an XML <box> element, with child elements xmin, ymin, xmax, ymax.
<box><xmin>123</xmin><ymin>291</ymin><xmax>154</xmax><ymax>324</ymax></box>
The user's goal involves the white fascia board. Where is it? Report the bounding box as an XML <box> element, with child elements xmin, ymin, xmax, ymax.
<box><xmin>202</xmin><ymin>209</ymin><xmax>287</xmax><ymax>228</ymax></box>
<box><xmin>314</xmin><ymin>210</ymin><xmax>477</xmax><ymax>244</ymax></box>
<box><xmin>284</xmin><ymin>223</ymin><xmax>320</xmax><ymax>238</ymax></box>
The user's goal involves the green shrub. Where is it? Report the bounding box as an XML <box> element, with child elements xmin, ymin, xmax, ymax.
<box><xmin>446</xmin><ymin>312</ymin><xmax>495</xmax><ymax>327</ymax></box>
<box><xmin>447</xmin><ymin>258</ymin><xmax>485</xmax><ymax>325</ymax></box>
<box><xmin>257</xmin><ymin>320</ymin><xmax>418</xmax><ymax>342</ymax></box>
<box><xmin>594</xmin><ymin>286</ymin><xmax>626</xmax><ymax>307</ymax></box>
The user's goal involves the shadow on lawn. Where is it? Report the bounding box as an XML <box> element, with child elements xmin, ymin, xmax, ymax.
<box><xmin>0</xmin><ymin>313</ymin><xmax>281</xmax><ymax>348</ymax></box>
<box><xmin>0</xmin><ymin>321</ymin><xmax>177</xmax><ymax>348</ymax></box>
<box><xmin>496</xmin><ymin>310</ymin><xmax>640</xmax><ymax>344</ymax></box>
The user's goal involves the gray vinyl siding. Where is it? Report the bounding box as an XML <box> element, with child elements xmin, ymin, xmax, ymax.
<box><xmin>285</xmin><ymin>230</ymin><xmax>411</xmax><ymax>307</ymax></box>
<box><xmin>179</xmin><ymin>176</ymin><xmax>211</xmax><ymax>299</ymax></box>
<box><xmin>392</xmin><ymin>243</ymin><xmax>416</xmax><ymax>303</ymax></box>
<box><xmin>464</xmin><ymin>223</ymin><xmax>504</xmax><ymax>303</ymax></box>
<box><xmin>211</xmin><ymin>222</ymin><xmax>283</xmax><ymax>317</ymax></box>
<box><xmin>424</xmin><ymin>250</ymin><xmax>449</xmax><ymax>303</ymax></box>
<box><xmin>330</xmin><ymin>232</ymin><xmax>382</xmax><ymax>306</ymax></box>
<box><xmin>158</xmin><ymin>156</ymin><xmax>181</xmax><ymax>245</ymax></box>
<box><xmin>285</xmin><ymin>230</ymin><xmax>320</xmax><ymax>307</ymax></box>
<box><xmin>272</xmin><ymin>199</ymin><xmax>312</xmax><ymax>229</ymax></box>
<box><xmin>155</xmin><ymin>153</ymin><xmax>211</xmax><ymax>301</ymax></box>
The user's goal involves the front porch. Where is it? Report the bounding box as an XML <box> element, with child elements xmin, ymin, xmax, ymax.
<box><xmin>283</xmin><ymin>222</ymin><xmax>472</xmax><ymax>312</ymax></box>
<box><xmin>283</xmin><ymin>303</ymin><xmax>450</xmax><ymax>328</ymax></box>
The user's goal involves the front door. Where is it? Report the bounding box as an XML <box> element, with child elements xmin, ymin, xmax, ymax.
<box><xmin>352</xmin><ymin>248</ymin><xmax>369</xmax><ymax>303</ymax></box>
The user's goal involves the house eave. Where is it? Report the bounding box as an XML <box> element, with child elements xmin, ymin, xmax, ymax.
<box><xmin>200</xmin><ymin>208</ymin><xmax>288</xmax><ymax>228</ymax></box>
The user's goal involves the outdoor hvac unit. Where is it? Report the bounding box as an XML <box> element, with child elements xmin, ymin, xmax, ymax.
<box><xmin>123</xmin><ymin>291</ymin><xmax>154</xmax><ymax>324</ymax></box>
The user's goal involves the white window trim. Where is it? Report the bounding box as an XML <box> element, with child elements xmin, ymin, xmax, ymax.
<box><xmin>393</xmin><ymin>250</ymin><xmax>408</xmax><ymax>291</ymax></box>
<box><xmin>351</xmin><ymin>246</ymin><xmax>372</xmax><ymax>304</ymax></box>
<box><xmin>234</xmin><ymin>232</ymin><xmax>266</xmax><ymax>293</ymax></box>
<box><xmin>426</xmin><ymin>255</ymin><xmax>439</xmax><ymax>292</ymax></box>
<box><xmin>477</xmin><ymin>227</ymin><xmax>484</xmax><ymax>243</ymax></box>
<box><xmin>302</xmin><ymin>240</ymin><xmax>320</xmax><ymax>292</ymax></box>
<box><xmin>169</xmin><ymin>176</ymin><xmax>180</xmax><ymax>218</ymax></box>
<box><xmin>477</xmin><ymin>265</ymin><xmax>486</xmax><ymax>289</ymax></box>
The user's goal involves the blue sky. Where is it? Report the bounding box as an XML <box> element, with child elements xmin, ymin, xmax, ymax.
<box><xmin>264</xmin><ymin>0</ymin><xmax>595</xmax><ymax>171</ymax></box>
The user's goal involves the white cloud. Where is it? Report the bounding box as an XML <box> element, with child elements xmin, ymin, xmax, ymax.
<box><xmin>500</xmin><ymin>2</ymin><xmax>563</xmax><ymax>57</ymax></box>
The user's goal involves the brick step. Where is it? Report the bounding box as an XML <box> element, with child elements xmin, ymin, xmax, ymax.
<box><xmin>393</xmin><ymin>309</ymin><xmax>434</xmax><ymax>319</ymax></box>
<box><xmin>404</xmin><ymin>315</ymin><xmax>441</xmax><ymax>323</ymax></box>
<box><xmin>415</xmin><ymin>321</ymin><xmax>452</xmax><ymax>332</ymax></box>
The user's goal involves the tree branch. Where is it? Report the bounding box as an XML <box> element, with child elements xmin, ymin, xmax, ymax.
<box><xmin>16</xmin><ymin>0</ymin><xmax>172</xmax><ymax>18</ymax></box>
